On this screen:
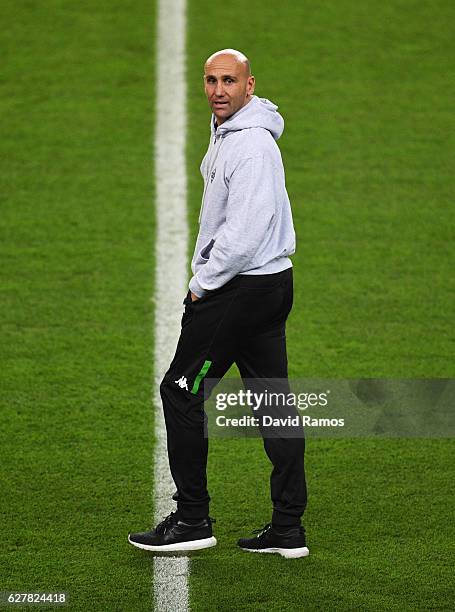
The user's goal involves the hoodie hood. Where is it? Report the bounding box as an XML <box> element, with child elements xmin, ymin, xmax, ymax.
<box><xmin>210</xmin><ymin>94</ymin><xmax>284</xmax><ymax>141</ymax></box>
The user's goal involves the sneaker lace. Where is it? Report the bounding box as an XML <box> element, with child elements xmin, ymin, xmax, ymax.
<box><xmin>252</xmin><ymin>523</ymin><xmax>272</xmax><ymax>537</ymax></box>
<box><xmin>156</xmin><ymin>513</ymin><xmax>217</xmax><ymax>533</ymax></box>
<box><xmin>155</xmin><ymin>511</ymin><xmax>179</xmax><ymax>534</ymax></box>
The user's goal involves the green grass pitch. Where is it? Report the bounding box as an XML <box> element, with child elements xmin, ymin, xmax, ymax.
<box><xmin>1</xmin><ymin>0</ymin><xmax>454</xmax><ymax>610</ymax></box>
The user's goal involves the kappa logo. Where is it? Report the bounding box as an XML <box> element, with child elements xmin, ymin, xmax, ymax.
<box><xmin>174</xmin><ymin>376</ymin><xmax>189</xmax><ymax>391</ymax></box>
<box><xmin>210</xmin><ymin>168</ymin><xmax>216</xmax><ymax>183</ymax></box>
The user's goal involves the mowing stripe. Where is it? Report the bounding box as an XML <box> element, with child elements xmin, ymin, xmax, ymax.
<box><xmin>153</xmin><ymin>0</ymin><xmax>189</xmax><ymax>610</ymax></box>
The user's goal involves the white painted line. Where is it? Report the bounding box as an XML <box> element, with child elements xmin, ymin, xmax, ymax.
<box><xmin>153</xmin><ymin>0</ymin><xmax>189</xmax><ymax>610</ymax></box>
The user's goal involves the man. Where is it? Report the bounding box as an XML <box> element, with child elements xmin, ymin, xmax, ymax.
<box><xmin>128</xmin><ymin>49</ymin><xmax>308</xmax><ymax>558</ymax></box>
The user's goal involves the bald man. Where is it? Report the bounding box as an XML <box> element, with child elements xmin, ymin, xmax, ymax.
<box><xmin>129</xmin><ymin>49</ymin><xmax>309</xmax><ymax>559</ymax></box>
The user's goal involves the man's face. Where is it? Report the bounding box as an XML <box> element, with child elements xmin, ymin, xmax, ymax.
<box><xmin>204</xmin><ymin>54</ymin><xmax>255</xmax><ymax>125</ymax></box>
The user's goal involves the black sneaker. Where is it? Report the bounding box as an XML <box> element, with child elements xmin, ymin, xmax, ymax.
<box><xmin>238</xmin><ymin>523</ymin><xmax>309</xmax><ymax>558</ymax></box>
<box><xmin>128</xmin><ymin>511</ymin><xmax>217</xmax><ymax>552</ymax></box>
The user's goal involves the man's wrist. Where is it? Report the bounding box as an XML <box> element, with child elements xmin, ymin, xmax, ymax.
<box><xmin>189</xmin><ymin>276</ymin><xmax>208</xmax><ymax>298</ymax></box>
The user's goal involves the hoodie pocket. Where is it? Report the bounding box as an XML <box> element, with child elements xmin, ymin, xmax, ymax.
<box><xmin>200</xmin><ymin>238</ymin><xmax>215</xmax><ymax>261</ymax></box>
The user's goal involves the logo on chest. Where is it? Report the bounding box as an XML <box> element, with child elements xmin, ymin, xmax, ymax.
<box><xmin>210</xmin><ymin>168</ymin><xmax>216</xmax><ymax>183</ymax></box>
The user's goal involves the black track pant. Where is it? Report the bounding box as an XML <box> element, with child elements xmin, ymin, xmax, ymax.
<box><xmin>159</xmin><ymin>267</ymin><xmax>307</xmax><ymax>527</ymax></box>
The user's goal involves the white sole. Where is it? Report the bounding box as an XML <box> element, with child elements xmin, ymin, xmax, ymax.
<box><xmin>240</xmin><ymin>546</ymin><xmax>310</xmax><ymax>559</ymax></box>
<box><xmin>128</xmin><ymin>535</ymin><xmax>217</xmax><ymax>552</ymax></box>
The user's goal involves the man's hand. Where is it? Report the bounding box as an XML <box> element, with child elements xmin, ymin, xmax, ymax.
<box><xmin>190</xmin><ymin>291</ymin><xmax>200</xmax><ymax>302</ymax></box>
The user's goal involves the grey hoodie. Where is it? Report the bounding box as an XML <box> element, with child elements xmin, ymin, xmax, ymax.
<box><xmin>189</xmin><ymin>94</ymin><xmax>296</xmax><ymax>297</ymax></box>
